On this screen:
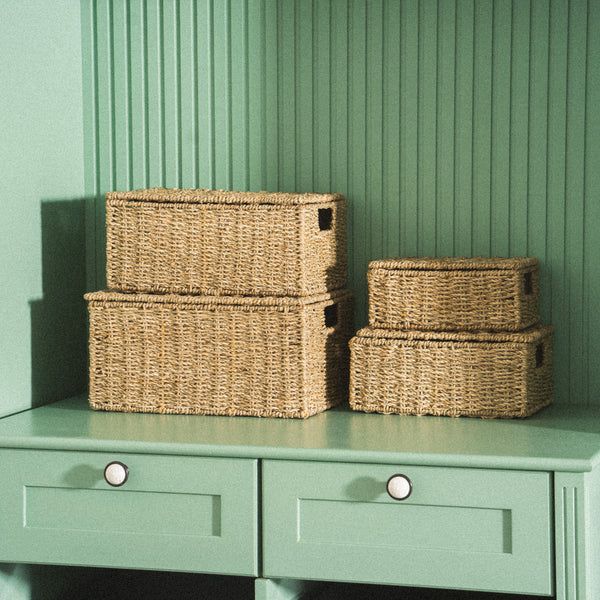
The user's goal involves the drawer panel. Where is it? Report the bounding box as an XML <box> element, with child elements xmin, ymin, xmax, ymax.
<box><xmin>0</xmin><ymin>450</ymin><xmax>258</xmax><ymax>575</ymax></box>
<box><xmin>263</xmin><ymin>461</ymin><xmax>552</xmax><ymax>595</ymax></box>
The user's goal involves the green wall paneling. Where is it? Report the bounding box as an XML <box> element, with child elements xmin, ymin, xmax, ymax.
<box><xmin>82</xmin><ymin>0</ymin><xmax>599</xmax><ymax>406</ymax></box>
<box><xmin>1</xmin><ymin>1</ymin><xmax>87</xmax><ymax>416</ymax></box>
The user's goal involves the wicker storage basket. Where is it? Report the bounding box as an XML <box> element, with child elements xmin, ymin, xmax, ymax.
<box><xmin>106</xmin><ymin>187</ymin><xmax>347</xmax><ymax>297</ymax></box>
<box><xmin>86</xmin><ymin>289</ymin><xmax>353</xmax><ymax>418</ymax></box>
<box><xmin>368</xmin><ymin>256</ymin><xmax>540</xmax><ymax>331</ymax></box>
<box><xmin>349</xmin><ymin>325</ymin><xmax>554</xmax><ymax>418</ymax></box>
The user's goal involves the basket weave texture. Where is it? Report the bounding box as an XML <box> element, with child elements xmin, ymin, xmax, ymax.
<box><xmin>106</xmin><ymin>188</ymin><xmax>347</xmax><ymax>297</ymax></box>
<box><xmin>368</xmin><ymin>256</ymin><xmax>540</xmax><ymax>332</ymax></box>
<box><xmin>86</xmin><ymin>289</ymin><xmax>353</xmax><ymax>419</ymax></box>
<box><xmin>349</xmin><ymin>325</ymin><xmax>554</xmax><ymax>419</ymax></box>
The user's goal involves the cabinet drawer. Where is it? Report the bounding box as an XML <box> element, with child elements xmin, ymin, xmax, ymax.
<box><xmin>0</xmin><ymin>449</ymin><xmax>258</xmax><ymax>575</ymax></box>
<box><xmin>263</xmin><ymin>461</ymin><xmax>552</xmax><ymax>595</ymax></box>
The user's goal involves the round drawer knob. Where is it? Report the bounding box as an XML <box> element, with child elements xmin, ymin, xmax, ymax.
<box><xmin>386</xmin><ymin>474</ymin><xmax>412</xmax><ymax>500</ymax></box>
<box><xmin>104</xmin><ymin>461</ymin><xmax>129</xmax><ymax>487</ymax></box>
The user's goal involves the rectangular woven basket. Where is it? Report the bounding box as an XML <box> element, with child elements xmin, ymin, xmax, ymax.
<box><xmin>349</xmin><ymin>325</ymin><xmax>554</xmax><ymax>419</ymax></box>
<box><xmin>368</xmin><ymin>256</ymin><xmax>540</xmax><ymax>332</ymax></box>
<box><xmin>86</xmin><ymin>289</ymin><xmax>353</xmax><ymax>418</ymax></box>
<box><xmin>106</xmin><ymin>187</ymin><xmax>347</xmax><ymax>297</ymax></box>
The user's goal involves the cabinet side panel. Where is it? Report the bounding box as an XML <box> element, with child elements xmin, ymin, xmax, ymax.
<box><xmin>554</xmin><ymin>472</ymin><xmax>589</xmax><ymax>600</ymax></box>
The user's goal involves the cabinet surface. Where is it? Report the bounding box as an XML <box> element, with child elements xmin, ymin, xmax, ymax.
<box><xmin>0</xmin><ymin>449</ymin><xmax>258</xmax><ymax>576</ymax></box>
<box><xmin>1</xmin><ymin>396</ymin><xmax>600</xmax><ymax>599</ymax></box>
<box><xmin>262</xmin><ymin>460</ymin><xmax>552</xmax><ymax>594</ymax></box>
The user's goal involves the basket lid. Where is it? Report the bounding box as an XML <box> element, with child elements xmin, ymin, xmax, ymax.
<box><xmin>85</xmin><ymin>289</ymin><xmax>351</xmax><ymax>307</ymax></box>
<box><xmin>106</xmin><ymin>187</ymin><xmax>345</xmax><ymax>206</ymax></box>
<box><xmin>369</xmin><ymin>256</ymin><xmax>539</xmax><ymax>272</ymax></box>
<box><xmin>353</xmin><ymin>324</ymin><xmax>554</xmax><ymax>344</ymax></box>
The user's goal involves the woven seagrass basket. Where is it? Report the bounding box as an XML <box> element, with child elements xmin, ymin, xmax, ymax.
<box><xmin>106</xmin><ymin>187</ymin><xmax>347</xmax><ymax>297</ymax></box>
<box><xmin>86</xmin><ymin>289</ymin><xmax>353</xmax><ymax>418</ymax></box>
<box><xmin>368</xmin><ymin>256</ymin><xmax>540</xmax><ymax>332</ymax></box>
<box><xmin>349</xmin><ymin>325</ymin><xmax>554</xmax><ymax>418</ymax></box>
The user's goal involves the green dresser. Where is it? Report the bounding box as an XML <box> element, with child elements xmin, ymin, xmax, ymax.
<box><xmin>0</xmin><ymin>396</ymin><xmax>599</xmax><ymax>600</ymax></box>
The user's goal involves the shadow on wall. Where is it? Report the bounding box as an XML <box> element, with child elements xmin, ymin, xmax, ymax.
<box><xmin>29</xmin><ymin>199</ymin><xmax>88</xmax><ymax>407</ymax></box>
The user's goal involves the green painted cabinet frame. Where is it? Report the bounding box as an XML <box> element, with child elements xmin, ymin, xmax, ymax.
<box><xmin>1</xmin><ymin>397</ymin><xmax>600</xmax><ymax>599</ymax></box>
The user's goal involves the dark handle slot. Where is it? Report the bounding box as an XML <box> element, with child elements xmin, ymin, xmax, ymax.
<box><xmin>318</xmin><ymin>207</ymin><xmax>333</xmax><ymax>231</ymax></box>
<box><xmin>524</xmin><ymin>271</ymin><xmax>534</xmax><ymax>295</ymax></box>
<box><xmin>324</xmin><ymin>303</ymin><xmax>338</xmax><ymax>328</ymax></box>
<box><xmin>535</xmin><ymin>343</ymin><xmax>544</xmax><ymax>368</ymax></box>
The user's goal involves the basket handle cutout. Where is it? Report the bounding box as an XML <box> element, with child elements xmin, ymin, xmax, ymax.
<box><xmin>535</xmin><ymin>343</ymin><xmax>544</xmax><ymax>368</ymax></box>
<box><xmin>318</xmin><ymin>208</ymin><xmax>333</xmax><ymax>231</ymax></box>
<box><xmin>324</xmin><ymin>303</ymin><xmax>338</xmax><ymax>328</ymax></box>
<box><xmin>524</xmin><ymin>271</ymin><xmax>534</xmax><ymax>295</ymax></box>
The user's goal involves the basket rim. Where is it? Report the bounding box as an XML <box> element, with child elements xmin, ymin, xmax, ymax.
<box><xmin>106</xmin><ymin>187</ymin><xmax>345</xmax><ymax>206</ymax></box>
<box><xmin>368</xmin><ymin>256</ymin><xmax>539</xmax><ymax>272</ymax></box>
<box><xmin>352</xmin><ymin>324</ymin><xmax>554</xmax><ymax>344</ymax></box>
<box><xmin>85</xmin><ymin>289</ymin><xmax>352</xmax><ymax>307</ymax></box>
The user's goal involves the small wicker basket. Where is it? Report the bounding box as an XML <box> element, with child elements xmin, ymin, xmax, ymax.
<box><xmin>86</xmin><ymin>289</ymin><xmax>353</xmax><ymax>418</ymax></box>
<box><xmin>368</xmin><ymin>256</ymin><xmax>540</xmax><ymax>332</ymax></box>
<box><xmin>349</xmin><ymin>325</ymin><xmax>554</xmax><ymax>419</ymax></box>
<box><xmin>106</xmin><ymin>187</ymin><xmax>347</xmax><ymax>297</ymax></box>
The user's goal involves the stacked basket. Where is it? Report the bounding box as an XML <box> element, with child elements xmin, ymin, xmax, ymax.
<box><xmin>85</xmin><ymin>188</ymin><xmax>353</xmax><ymax>418</ymax></box>
<box><xmin>349</xmin><ymin>257</ymin><xmax>554</xmax><ymax>418</ymax></box>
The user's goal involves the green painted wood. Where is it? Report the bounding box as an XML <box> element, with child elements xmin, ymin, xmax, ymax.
<box><xmin>0</xmin><ymin>449</ymin><xmax>258</xmax><ymax>576</ymax></box>
<box><xmin>1</xmin><ymin>397</ymin><xmax>600</xmax><ymax>474</ymax></box>
<box><xmin>82</xmin><ymin>0</ymin><xmax>600</xmax><ymax>406</ymax></box>
<box><xmin>554</xmin><ymin>468</ymin><xmax>600</xmax><ymax>600</ymax></box>
<box><xmin>1</xmin><ymin>0</ymin><xmax>86</xmax><ymax>416</ymax></box>
<box><xmin>586</xmin><ymin>0</ymin><xmax>600</xmax><ymax>407</ymax></box>
<box><xmin>554</xmin><ymin>472</ymin><xmax>587</xmax><ymax>600</ymax></box>
<box><xmin>262</xmin><ymin>460</ymin><xmax>552</xmax><ymax>594</ymax></box>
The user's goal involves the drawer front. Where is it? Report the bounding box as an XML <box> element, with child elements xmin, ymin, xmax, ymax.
<box><xmin>0</xmin><ymin>450</ymin><xmax>258</xmax><ymax>575</ymax></box>
<box><xmin>263</xmin><ymin>460</ymin><xmax>552</xmax><ymax>595</ymax></box>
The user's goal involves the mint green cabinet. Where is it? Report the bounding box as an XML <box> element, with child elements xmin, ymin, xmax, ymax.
<box><xmin>2</xmin><ymin>398</ymin><xmax>600</xmax><ymax>599</ymax></box>
<box><xmin>0</xmin><ymin>449</ymin><xmax>258</xmax><ymax>576</ymax></box>
<box><xmin>262</xmin><ymin>460</ymin><xmax>552</xmax><ymax>595</ymax></box>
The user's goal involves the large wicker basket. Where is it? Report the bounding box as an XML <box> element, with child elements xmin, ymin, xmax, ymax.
<box><xmin>349</xmin><ymin>325</ymin><xmax>554</xmax><ymax>418</ymax></box>
<box><xmin>86</xmin><ymin>289</ymin><xmax>353</xmax><ymax>418</ymax></box>
<box><xmin>106</xmin><ymin>188</ymin><xmax>347</xmax><ymax>297</ymax></box>
<box><xmin>368</xmin><ymin>256</ymin><xmax>540</xmax><ymax>331</ymax></box>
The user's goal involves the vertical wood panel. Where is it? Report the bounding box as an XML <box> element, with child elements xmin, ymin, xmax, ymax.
<box><xmin>585</xmin><ymin>0</ymin><xmax>600</xmax><ymax>404</ymax></box>
<box><xmin>247</xmin><ymin>0</ymin><xmax>264</xmax><ymax>191</ymax></box>
<box><xmin>418</xmin><ymin>0</ymin><xmax>438</xmax><ymax>257</ymax></box>
<box><xmin>453</xmin><ymin>0</ymin><xmax>474</xmax><ymax>258</ymax></box>
<box><xmin>329</xmin><ymin>0</ymin><xmax>349</xmax><ymax>219</ymax></box>
<box><xmin>490</xmin><ymin>0</ymin><xmax>511</xmax><ymax>258</ymax></box>
<box><xmin>472</xmin><ymin>0</ymin><xmax>493</xmax><ymax>256</ymax></box>
<box><xmin>196</xmin><ymin>0</ymin><xmax>213</xmax><ymax>188</ymax></box>
<box><xmin>382</xmin><ymin>0</ymin><xmax>400</xmax><ymax>258</ymax></box>
<box><xmin>263</xmin><ymin>0</ymin><xmax>279</xmax><ymax>191</ymax></box>
<box><xmin>83</xmin><ymin>0</ymin><xmax>598</xmax><ymax>405</ymax></box>
<box><xmin>277</xmin><ymin>0</ymin><xmax>295</xmax><ymax>192</ymax></box>
<box><xmin>230</xmin><ymin>0</ymin><xmax>249</xmax><ymax>191</ymax></box>
<box><xmin>295</xmin><ymin>0</ymin><xmax>313</xmax><ymax>193</ymax></box>
<box><xmin>436</xmin><ymin>0</ymin><xmax>456</xmax><ymax>257</ymax></box>
<box><xmin>313</xmin><ymin>0</ymin><xmax>331</xmax><ymax>193</ymax></box>
<box><xmin>508</xmin><ymin>0</ymin><xmax>530</xmax><ymax>257</ymax></box>
<box><xmin>179</xmin><ymin>0</ymin><xmax>197</xmax><ymax>187</ymax></box>
<box><xmin>546</xmin><ymin>0</ymin><xmax>569</xmax><ymax>403</ymax></box>
<box><xmin>366</xmin><ymin>0</ymin><xmax>384</xmax><ymax>262</ymax></box>
<box><xmin>565</xmin><ymin>0</ymin><xmax>588</xmax><ymax>404</ymax></box>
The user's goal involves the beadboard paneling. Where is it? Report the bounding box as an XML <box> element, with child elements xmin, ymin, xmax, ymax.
<box><xmin>82</xmin><ymin>0</ymin><xmax>600</xmax><ymax>406</ymax></box>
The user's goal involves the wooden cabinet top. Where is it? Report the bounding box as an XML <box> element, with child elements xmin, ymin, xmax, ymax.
<box><xmin>1</xmin><ymin>396</ymin><xmax>600</xmax><ymax>472</ymax></box>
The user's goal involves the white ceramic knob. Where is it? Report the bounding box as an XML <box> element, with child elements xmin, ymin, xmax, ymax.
<box><xmin>104</xmin><ymin>461</ymin><xmax>129</xmax><ymax>487</ymax></box>
<box><xmin>386</xmin><ymin>474</ymin><xmax>412</xmax><ymax>500</ymax></box>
